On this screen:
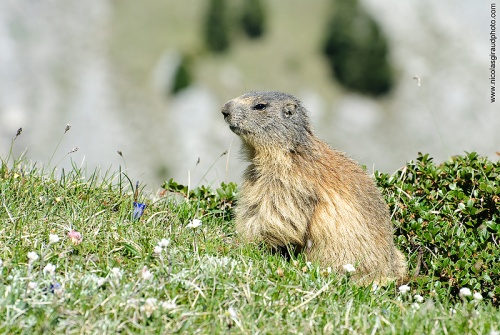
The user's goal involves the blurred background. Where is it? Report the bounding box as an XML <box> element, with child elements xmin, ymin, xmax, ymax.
<box><xmin>0</xmin><ymin>0</ymin><xmax>496</xmax><ymax>190</ymax></box>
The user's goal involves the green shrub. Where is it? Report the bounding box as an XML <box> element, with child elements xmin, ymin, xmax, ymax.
<box><xmin>240</xmin><ymin>0</ymin><xmax>266</xmax><ymax>39</ymax></box>
<box><xmin>170</xmin><ymin>54</ymin><xmax>193</xmax><ymax>95</ymax></box>
<box><xmin>322</xmin><ymin>0</ymin><xmax>394</xmax><ymax>96</ymax></box>
<box><xmin>203</xmin><ymin>0</ymin><xmax>231</xmax><ymax>53</ymax></box>
<box><xmin>376</xmin><ymin>152</ymin><xmax>500</xmax><ymax>305</ymax></box>
<box><xmin>162</xmin><ymin>178</ymin><xmax>237</xmax><ymax>221</ymax></box>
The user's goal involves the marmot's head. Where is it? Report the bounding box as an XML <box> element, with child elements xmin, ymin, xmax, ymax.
<box><xmin>221</xmin><ymin>92</ymin><xmax>313</xmax><ymax>152</ymax></box>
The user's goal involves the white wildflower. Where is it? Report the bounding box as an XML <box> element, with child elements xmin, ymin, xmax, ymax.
<box><xmin>126</xmin><ymin>298</ymin><xmax>139</xmax><ymax>307</ymax></box>
<box><xmin>228</xmin><ymin>306</ymin><xmax>238</xmax><ymax>319</ymax></box>
<box><xmin>161</xmin><ymin>300</ymin><xmax>177</xmax><ymax>310</ymax></box>
<box><xmin>159</xmin><ymin>238</ymin><xmax>170</xmax><ymax>247</ymax></box>
<box><xmin>49</xmin><ymin>234</ymin><xmax>60</xmax><ymax>244</ymax></box>
<box><xmin>226</xmin><ymin>306</ymin><xmax>242</xmax><ymax>327</ymax></box>
<box><xmin>111</xmin><ymin>267</ymin><xmax>122</xmax><ymax>280</ymax></box>
<box><xmin>27</xmin><ymin>282</ymin><xmax>37</xmax><ymax>291</ymax></box>
<box><xmin>140</xmin><ymin>298</ymin><xmax>158</xmax><ymax>317</ymax></box>
<box><xmin>459</xmin><ymin>287</ymin><xmax>472</xmax><ymax>298</ymax></box>
<box><xmin>153</xmin><ymin>245</ymin><xmax>162</xmax><ymax>254</ymax></box>
<box><xmin>140</xmin><ymin>266</ymin><xmax>153</xmax><ymax>281</ymax></box>
<box><xmin>371</xmin><ymin>283</ymin><xmax>379</xmax><ymax>292</ymax></box>
<box><xmin>343</xmin><ymin>263</ymin><xmax>356</xmax><ymax>273</ymax></box>
<box><xmin>97</xmin><ymin>277</ymin><xmax>106</xmax><ymax>287</ymax></box>
<box><xmin>186</xmin><ymin>219</ymin><xmax>202</xmax><ymax>229</ymax></box>
<box><xmin>411</xmin><ymin>302</ymin><xmax>420</xmax><ymax>310</ymax></box>
<box><xmin>43</xmin><ymin>263</ymin><xmax>56</xmax><ymax>276</ymax></box>
<box><xmin>145</xmin><ymin>297</ymin><xmax>157</xmax><ymax>305</ymax></box>
<box><xmin>473</xmin><ymin>292</ymin><xmax>483</xmax><ymax>301</ymax></box>
<box><xmin>413</xmin><ymin>294</ymin><xmax>424</xmax><ymax>303</ymax></box>
<box><xmin>27</xmin><ymin>252</ymin><xmax>39</xmax><ymax>263</ymax></box>
<box><xmin>398</xmin><ymin>284</ymin><xmax>411</xmax><ymax>294</ymax></box>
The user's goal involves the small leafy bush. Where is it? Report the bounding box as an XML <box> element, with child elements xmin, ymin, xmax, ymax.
<box><xmin>376</xmin><ymin>152</ymin><xmax>500</xmax><ymax>305</ymax></box>
<box><xmin>162</xmin><ymin>178</ymin><xmax>237</xmax><ymax>221</ymax></box>
<box><xmin>203</xmin><ymin>0</ymin><xmax>231</xmax><ymax>53</ymax></box>
<box><xmin>240</xmin><ymin>0</ymin><xmax>266</xmax><ymax>39</ymax></box>
<box><xmin>170</xmin><ymin>53</ymin><xmax>193</xmax><ymax>95</ymax></box>
<box><xmin>322</xmin><ymin>0</ymin><xmax>394</xmax><ymax>96</ymax></box>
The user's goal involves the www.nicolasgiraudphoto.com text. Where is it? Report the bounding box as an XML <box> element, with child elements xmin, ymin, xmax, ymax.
<box><xmin>491</xmin><ymin>3</ymin><xmax>497</xmax><ymax>103</ymax></box>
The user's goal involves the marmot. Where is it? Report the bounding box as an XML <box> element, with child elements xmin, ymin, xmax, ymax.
<box><xmin>221</xmin><ymin>91</ymin><xmax>406</xmax><ymax>284</ymax></box>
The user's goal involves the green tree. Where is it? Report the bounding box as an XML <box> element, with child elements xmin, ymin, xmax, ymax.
<box><xmin>322</xmin><ymin>0</ymin><xmax>394</xmax><ymax>96</ymax></box>
<box><xmin>241</xmin><ymin>0</ymin><xmax>266</xmax><ymax>39</ymax></box>
<box><xmin>204</xmin><ymin>0</ymin><xmax>231</xmax><ymax>53</ymax></box>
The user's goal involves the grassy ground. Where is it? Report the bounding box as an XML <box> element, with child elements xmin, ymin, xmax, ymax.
<box><xmin>1</xmin><ymin>146</ymin><xmax>499</xmax><ymax>334</ymax></box>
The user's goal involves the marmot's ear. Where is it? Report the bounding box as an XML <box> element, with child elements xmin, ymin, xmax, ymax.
<box><xmin>283</xmin><ymin>103</ymin><xmax>297</xmax><ymax>118</ymax></box>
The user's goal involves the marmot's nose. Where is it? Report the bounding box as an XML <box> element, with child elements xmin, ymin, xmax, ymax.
<box><xmin>221</xmin><ymin>101</ymin><xmax>232</xmax><ymax>119</ymax></box>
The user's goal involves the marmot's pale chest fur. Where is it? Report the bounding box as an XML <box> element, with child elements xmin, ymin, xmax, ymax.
<box><xmin>221</xmin><ymin>91</ymin><xmax>406</xmax><ymax>284</ymax></box>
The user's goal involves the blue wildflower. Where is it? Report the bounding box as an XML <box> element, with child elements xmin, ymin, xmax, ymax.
<box><xmin>133</xmin><ymin>202</ymin><xmax>146</xmax><ymax>220</ymax></box>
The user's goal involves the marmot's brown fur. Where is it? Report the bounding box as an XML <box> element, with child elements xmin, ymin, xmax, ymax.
<box><xmin>221</xmin><ymin>91</ymin><xmax>406</xmax><ymax>284</ymax></box>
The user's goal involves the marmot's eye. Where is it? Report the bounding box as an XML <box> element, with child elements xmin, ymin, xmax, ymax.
<box><xmin>252</xmin><ymin>103</ymin><xmax>267</xmax><ymax>111</ymax></box>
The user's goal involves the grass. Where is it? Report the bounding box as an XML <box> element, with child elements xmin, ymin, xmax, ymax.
<box><xmin>1</xmin><ymin>137</ymin><xmax>499</xmax><ymax>334</ymax></box>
